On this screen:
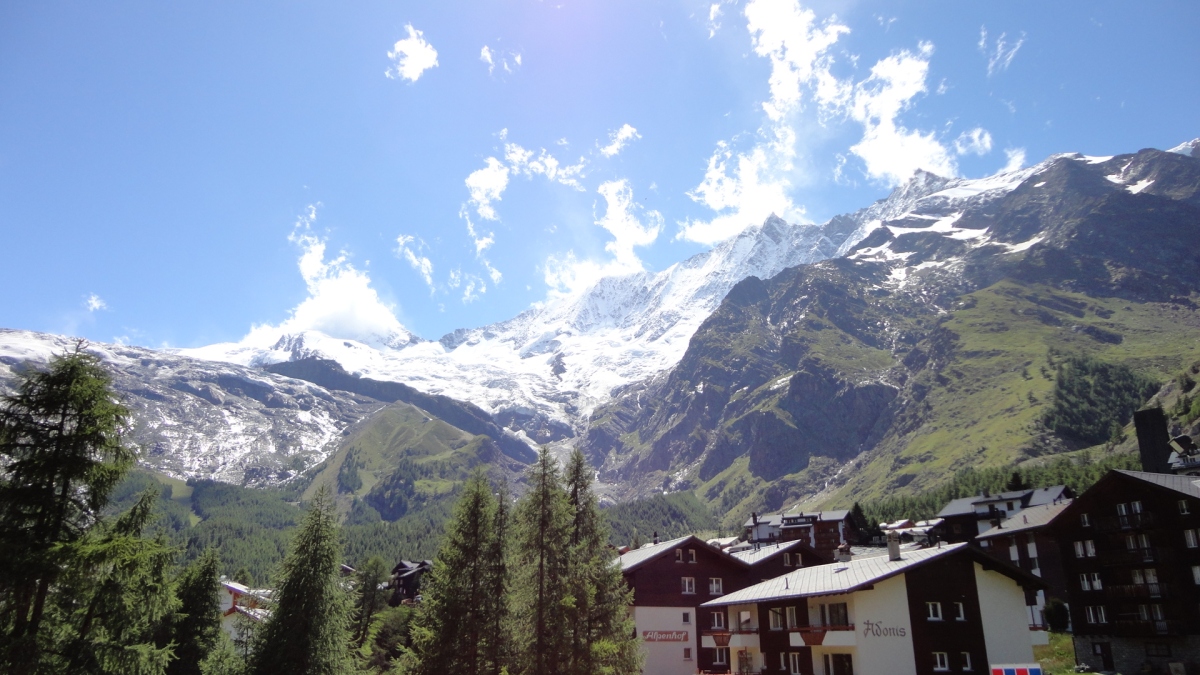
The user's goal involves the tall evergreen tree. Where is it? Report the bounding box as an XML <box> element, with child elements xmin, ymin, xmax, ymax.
<box><xmin>482</xmin><ymin>478</ymin><xmax>511</xmax><ymax>675</ymax></box>
<box><xmin>168</xmin><ymin>548</ymin><xmax>223</xmax><ymax>675</ymax></box>
<box><xmin>352</xmin><ymin>555</ymin><xmax>389</xmax><ymax>647</ymax></box>
<box><xmin>0</xmin><ymin>345</ymin><xmax>136</xmax><ymax>670</ymax></box>
<box><xmin>562</xmin><ymin>449</ymin><xmax>640</xmax><ymax>675</ymax></box>
<box><xmin>509</xmin><ymin>447</ymin><xmax>573</xmax><ymax>675</ymax></box>
<box><xmin>410</xmin><ymin>470</ymin><xmax>501</xmax><ymax>675</ymax></box>
<box><xmin>249</xmin><ymin>486</ymin><xmax>352</xmax><ymax>675</ymax></box>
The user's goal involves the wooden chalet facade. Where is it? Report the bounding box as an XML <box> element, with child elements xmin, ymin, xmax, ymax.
<box><xmin>975</xmin><ymin>500</ymin><xmax>1072</xmax><ymax>632</ymax></box>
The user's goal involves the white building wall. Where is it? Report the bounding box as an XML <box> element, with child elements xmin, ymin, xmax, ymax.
<box><xmin>807</xmin><ymin>574</ymin><xmax>917</xmax><ymax>675</ymax></box>
<box><xmin>973</xmin><ymin>562</ymin><xmax>1037</xmax><ymax>666</ymax></box>
<box><xmin>633</xmin><ymin>606</ymin><xmax>696</xmax><ymax>675</ymax></box>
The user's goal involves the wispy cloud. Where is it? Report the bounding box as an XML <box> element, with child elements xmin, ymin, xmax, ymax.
<box><xmin>480</xmin><ymin>45</ymin><xmax>522</xmax><ymax>76</ymax></box>
<box><xmin>85</xmin><ymin>293</ymin><xmax>107</xmax><ymax>312</ymax></box>
<box><xmin>978</xmin><ymin>26</ymin><xmax>1025</xmax><ymax>77</ymax></box>
<box><xmin>465</xmin><ymin>157</ymin><xmax>510</xmax><ymax>221</ymax></box>
<box><xmin>386</xmin><ymin>24</ymin><xmax>439</xmax><ymax>82</ymax></box>
<box><xmin>395</xmin><ymin>235</ymin><xmax>435</xmax><ymax>291</ymax></box>
<box><xmin>954</xmin><ymin>127</ymin><xmax>994</xmax><ymax>156</ymax></box>
<box><xmin>1001</xmin><ymin>147</ymin><xmax>1027</xmax><ymax>173</ymax></box>
<box><xmin>599</xmin><ymin>124</ymin><xmax>642</xmax><ymax>158</ymax></box>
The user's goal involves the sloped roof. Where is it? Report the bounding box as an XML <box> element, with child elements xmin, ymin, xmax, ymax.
<box><xmin>1116</xmin><ymin>470</ymin><xmax>1200</xmax><ymax>499</ymax></box>
<box><xmin>619</xmin><ymin>534</ymin><xmax>751</xmax><ymax>573</ymax></box>
<box><xmin>730</xmin><ymin>540</ymin><xmax>809</xmax><ymax>566</ymax></box>
<box><xmin>743</xmin><ymin>513</ymin><xmax>784</xmax><ymax>528</ymax></box>
<box><xmin>976</xmin><ymin>500</ymin><xmax>1072</xmax><ymax>540</ymax></box>
<box><xmin>701</xmin><ymin>543</ymin><xmax>1043</xmax><ymax>607</ymax></box>
<box><xmin>937</xmin><ymin>496</ymin><xmax>978</xmax><ymax>518</ymax></box>
<box><xmin>1026</xmin><ymin>485</ymin><xmax>1071</xmax><ymax>507</ymax></box>
<box><xmin>937</xmin><ymin>485</ymin><xmax>1071</xmax><ymax>518</ymax></box>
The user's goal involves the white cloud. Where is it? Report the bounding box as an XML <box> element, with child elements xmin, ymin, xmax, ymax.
<box><xmin>461</xmin><ymin>275</ymin><xmax>486</xmax><ymax>303</ymax></box>
<box><xmin>680</xmin><ymin>139</ymin><xmax>803</xmax><ymax>244</ymax></box>
<box><xmin>481</xmin><ymin>44</ymin><xmax>521</xmax><ymax>75</ymax></box>
<box><xmin>505</xmin><ymin>142</ymin><xmax>586</xmax><ymax>188</ymax></box>
<box><xmin>386</xmin><ymin>24</ymin><xmax>439</xmax><ymax>82</ymax></box>
<box><xmin>241</xmin><ymin>206</ymin><xmax>408</xmax><ymax>346</ymax></box>
<box><xmin>978</xmin><ymin>26</ymin><xmax>1025</xmax><ymax>77</ymax></box>
<box><xmin>395</xmin><ymin>235</ymin><xmax>434</xmax><ymax>290</ymax></box>
<box><xmin>85</xmin><ymin>293</ymin><xmax>106</xmax><ymax>312</ymax></box>
<box><xmin>846</xmin><ymin>42</ymin><xmax>958</xmax><ymax>185</ymax></box>
<box><xmin>599</xmin><ymin>124</ymin><xmax>642</xmax><ymax>158</ymax></box>
<box><xmin>745</xmin><ymin>0</ymin><xmax>850</xmax><ymax>120</ymax></box>
<box><xmin>544</xmin><ymin>180</ymin><xmax>662</xmax><ymax>297</ymax></box>
<box><xmin>954</xmin><ymin>127</ymin><xmax>994</xmax><ymax>156</ymax></box>
<box><xmin>465</xmin><ymin>157</ymin><xmax>510</xmax><ymax>221</ymax></box>
<box><xmin>1001</xmin><ymin>147</ymin><xmax>1027</xmax><ymax>173</ymax></box>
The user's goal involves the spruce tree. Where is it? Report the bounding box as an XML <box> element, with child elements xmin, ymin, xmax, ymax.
<box><xmin>249</xmin><ymin>486</ymin><xmax>352</xmax><ymax>675</ymax></box>
<box><xmin>0</xmin><ymin>345</ymin><xmax>136</xmax><ymax>670</ymax></box>
<box><xmin>563</xmin><ymin>449</ymin><xmax>640</xmax><ymax>675</ymax></box>
<box><xmin>482</xmin><ymin>478</ymin><xmax>511</xmax><ymax>675</ymax></box>
<box><xmin>410</xmin><ymin>470</ymin><xmax>501</xmax><ymax>675</ymax></box>
<box><xmin>169</xmin><ymin>548</ymin><xmax>223</xmax><ymax>675</ymax></box>
<box><xmin>510</xmin><ymin>447</ymin><xmax>573</xmax><ymax>675</ymax></box>
<box><xmin>352</xmin><ymin>555</ymin><xmax>389</xmax><ymax>647</ymax></box>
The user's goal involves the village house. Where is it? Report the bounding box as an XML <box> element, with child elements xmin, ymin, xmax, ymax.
<box><xmin>218</xmin><ymin>580</ymin><xmax>271</xmax><ymax>644</ymax></box>
<box><xmin>732</xmin><ymin>540</ymin><xmax>832</xmax><ymax>584</ymax></box>
<box><xmin>700</xmin><ymin>540</ymin><xmax>1046</xmax><ymax>675</ymax></box>
<box><xmin>936</xmin><ymin>486</ymin><xmax>1073</xmax><ymax>543</ymax></box>
<box><xmin>1048</xmin><ymin>469</ymin><xmax>1200</xmax><ymax>674</ymax></box>
<box><xmin>745</xmin><ymin>510</ymin><xmax>858</xmax><ymax>552</ymax></box>
<box><xmin>620</xmin><ymin>535</ymin><xmax>757</xmax><ymax>675</ymax></box>
<box><xmin>975</xmin><ymin>500</ymin><xmax>1073</xmax><ymax>631</ymax></box>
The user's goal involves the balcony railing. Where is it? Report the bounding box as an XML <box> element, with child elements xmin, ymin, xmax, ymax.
<box><xmin>1106</xmin><ymin>583</ymin><xmax>1167</xmax><ymax>599</ymax></box>
<box><xmin>1095</xmin><ymin>513</ymin><xmax>1156</xmax><ymax>533</ymax></box>
<box><xmin>1112</xmin><ymin>619</ymin><xmax>1184</xmax><ymax>636</ymax></box>
<box><xmin>1101</xmin><ymin>548</ymin><xmax>1172</xmax><ymax>566</ymax></box>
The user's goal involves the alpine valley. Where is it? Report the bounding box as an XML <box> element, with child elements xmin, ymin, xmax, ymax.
<box><xmin>3</xmin><ymin>141</ymin><xmax>1199</xmax><ymax>528</ymax></box>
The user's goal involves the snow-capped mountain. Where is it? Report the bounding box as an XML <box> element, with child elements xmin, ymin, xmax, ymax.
<box><xmin>181</xmin><ymin>162</ymin><xmax>1051</xmax><ymax>441</ymax></box>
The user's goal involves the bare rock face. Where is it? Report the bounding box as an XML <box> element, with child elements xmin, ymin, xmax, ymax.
<box><xmin>0</xmin><ymin>330</ymin><xmax>384</xmax><ymax>486</ymax></box>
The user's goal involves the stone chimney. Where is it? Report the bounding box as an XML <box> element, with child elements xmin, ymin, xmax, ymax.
<box><xmin>887</xmin><ymin>531</ymin><xmax>901</xmax><ymax>562</ymax></box>
<box><xmin>835</xmin><ymin>540</ymin><xmax>853</xmax><ymax>563</ymax></box>
<box><xmin>652</xmin><ymin>531</ymin><xmax>659</xmax><ymax>545</ymax></box>
<box><xmin>1134</xmin><ymin>408</ymin><xmax>1171</xmax><ymax>474</ymax></box>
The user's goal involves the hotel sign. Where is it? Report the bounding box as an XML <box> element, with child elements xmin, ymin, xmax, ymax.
<box><xmin>861</xmin><ymin>620</ymin><xmax>906</xmax><ymax>638</ymax></box>
<box><xmin>642</xmin><ymin>631</ymin><xmax>689</xmax><ymax>642</ymax></box>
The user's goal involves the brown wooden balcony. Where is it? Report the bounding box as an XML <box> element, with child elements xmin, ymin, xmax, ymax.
<box><xmin>1095</xmin><ymin>513</ymin><xmax>1156</xmax><ymax>533</ymax></box>
<box><xmin>1105</xmin><ymin>583</ymin><xmax>1167</xmax><ymax>599</ymax></box>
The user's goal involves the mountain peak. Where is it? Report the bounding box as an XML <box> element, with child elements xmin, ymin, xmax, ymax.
<box><xmin>1168</xmin><ymin>138</ymin><xmax>1200</xmax><ymax>158</ymax></box>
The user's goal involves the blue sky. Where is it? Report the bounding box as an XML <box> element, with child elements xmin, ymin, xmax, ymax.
<box><xmin>1</xmin><ymin>1</ymin><xmax>1197</xmax><ymax>348</ymax></box>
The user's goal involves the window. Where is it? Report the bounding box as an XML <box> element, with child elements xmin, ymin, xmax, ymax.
<box><xmin>1192</xmin><ymin>565</ymin><xmax>1200</xmax><ymax>585</ymax></box>
<box><xmin>681</xmin><ymin>577</ymin><xmax>695</xmax><ymax>594</ymax></box>
<box><xmin>683</xmin><ymin>647</ymin><xmax>691</xmax><ymax>660</ymax></box>
<box><xmin>770</xmin><ymin>607</ymin><xmax>784</xmax><ymax>630</ymax></box>
<box><xmin>1007</xmin><ymin>501</ymin><xmax>1015</xmax><ymax>511</ymax></box>
<box><xmin>794</xmin><ymin>553</ymin><xmax>802</xmax><ymax>566</ymax></box>
<box><xmin>961</xmin><ymin>652</ymin><xmax>973</xmax><ymax>671</ymax></box>
<box><xmin>1009</xmin><ymin>543</ymin><xmax>1019</xmax><ymax>561</ymax></box>
<box><xmin>682</xmin><ymin>612</ymin><xmax>690</xmax><ymax>624</ymax></box>
<box><xmin>927</xmin><ymin>602</ymin><xmax>943</xmax><ymax>621</ymax></box>
<box><xmin>1089</xmin><ymin>572</ymin><xmax>1103</xmax><ymax>590</ymax></box>
<box><xmin>783</xmin><ymin>552</ymin><xmax>791</xmax><ymax>566</ymax></box>
<box><xmin>789</xmin><ymin>652</ymin><xmax>803</xmax><ymax>675</ymax></box>
<box><xmin>1085</xmin><ymin>606</ymin><xmax>1108</xmax><ymax>624</ymax></box>
<box><xmin>827</xmin><ymin>602</ymin><xmax>849</xmax><ymax>627</ymax></box>
<box><xmin>1081</xmin><ymin>513</ymin><xmax>1091</xmax><ymax>527</ymax></box>
<box><xmin>709</xmin><ymin>577</ymin><xmax>723</xmax><ymax>595</ymax></box>
<box><xmin>1075</xmin><ymin>540</ymin><xmax>1096</xmax><ymax>558</ymax></box>
<box><xmin>933</xmin><ymin>652</ymin><xmax>949</xmax><ymax>671</ymax></box>
<box><xmin>786</xmin><ymin>606</ymin><xmax>798</xmax><ymax>629</ymax></box>
<box><xmin>1080</xmin><ymin>573</ymin><xmax>1092</xmax><ymax>591</ymax></box>
<box><xmin>1186</xmin><ymin>529</ymin><xmax>1199</xmax><ymax>549</ymax></box>
<box><xmin>1181</xmin><ymin>500</ymin><xmax>1191</xmax><ymax>515</ymax></box>
<box><xmin>1131</xmin><ymin>501</ymin><xmax>1143</xmax><ymax>514</ymax></box>
<box><xmin>688</xmin><ymin>548</ymin><xmax>697</xmax><ymax>563</ymax></box>
<box><xmin>714</xmin><ymin>648</ymin><xmax>729</xmax><ymax>665</ymax></box>
<box><xmin>954</xmin><ymin>602</ymin><xmax>966</xmax><ymax>621</ymax></box>
<box><xmin>711</xmin><ymin>611</ymin><xmax>725</xmax><ymax>629</ymax></box>
<box><xmin>675</xmin><ymin>549</ymin><xmax>683</xmax><ymax>563</ymax></box>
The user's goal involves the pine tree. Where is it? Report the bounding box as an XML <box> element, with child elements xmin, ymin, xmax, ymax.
<box><xmin>410</xmin><ymin>470</ymin><xmax>501</xmax><ymax>675</ymax></box>
<box><xmin>482</xmin><ymin>478</ymin><xmax>511</xmax><ymax>675</ymax></box>
<box><xmin>249</xmin><ymin>486</ymin><xmax>352</xmax><ymax>675</ymax></box>
<box><xmin>169</xmin><ymin>548</ymin><xmax>223</xmax><ymax>675</ymax></box>
<box><xmin>352</xmin><ymin>555</ymin><xmax>389</xmax><ymax>647</ymax></box>
<box><xmin>509</xmin><ymin>447</ymin><xmax>573</xmax><ymax>675</ymax></box>
<box><xmin>562</xmin><ymin>449</ymin><xmax>640</xmax><ymax>675</ymax></box>
<box><xmin>0</xmin><ymin>345</ymin><xmax>136</xmax><ymax>670</ymax></box>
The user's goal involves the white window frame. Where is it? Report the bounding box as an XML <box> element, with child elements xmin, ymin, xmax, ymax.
<box><xmin>1080</xmin><ymin>513</ymin><xmax>1090</xmax><ymax>527</ymax></box>
<box><xmin>709</xmin><ymin>577</ymin><xmax>723</xmax><ymax>595</ymax></box>
<box><xmin>1085</xmin><ymin>539</ymin><xmax>1096</xmax><ymax>556</ymax></box>
<box><xmin>1181</xmin><ymin>500</ymin><xmax>1191</xmax><ymax>515</ymax></box>
<box><xmin>1131</xmin><ymin>500</ymin><xmax>1143</xmax><ymax>514</ymax></box>
<box><xmin>714</xmin><ymin>647</ymin><xmax>728</xmax><ymax>665</ymax></box>
<box><xmin>682</xmin><ymin>611</ymin><xmax>691</xmax><ymax>624</ymax></box>
<box><xmin>711</xmin><ymin>611</ymin><xmax>725</xmax><ymax>629</ymax></box>
<box><xmin>1085</xmin><ymin>605</ymin><xmax>1108</xmax><ymax>624</ymax></box>
<box><xmin>786</xmin><ymin>605</ymin><xmax>798</xmax><ymax>629</ymax></box>
<box><xmin>1191</xmin><ymin>565</ymin><xmax>1200</xmax><ymax>585</ymax></box>
<box><xmin>927</xmin><ymin>602</ymin><xmax>943</xmax><ymax>621</ymax></box>
<box><xmin>1090</xmin><ymin>572</ymin><xmax>1103</xmax><ymax>590</ymax></box>
<box><xmin>783</xmin><ymin>552</ymin><xmax>791</xmax><ymax>566</ymax></box>
<box><xmin>688</xmin><ymin>548</ymin><xmax>697</xmax><ymax>563</ymax></box>
<box><xmin>770</xmin><ymin>607</ymin><xmax>784</xmax><ymax>631</ymax></box>
<box><xmin>789</xmin><ymin>652</ymin><xmax>803</xmax><ymax>675</ymax></box>
<box><xmin>961</xmin><ymin>651</ymin><xmax>973</xmax><ymax>672</ymax></box>
<box><xmin>1080</xmin><ymin>573</ymin><xmax>1092</xmax><ymax>591</ymax></box>
<box><xmin>683</xmin><ymin>647</ymin><xmax>692</xmax><ymax>660</ymax></box>
<box><xmin>954</xmin><ymin>602</ymin><xmax>966</xmax><ymax>621</ymax></box>
<box><xmin>681</xmin><ymin>577</ymin><xmax>695</xmax><ymax>594</ymax></box>
<box><xmin>1186</xmin><ymin>529</ymin><xmax>1199</xmax><ymax>549</ymax></box>
<box><xmin>675</xmin><ymin>548</ymin><xmax>683</xmax><ymax>563</ymax></box>
<box><xmin>933</xmin><ymin>652</ymin><xmax>949</xmax><ymax>671</ymax></box>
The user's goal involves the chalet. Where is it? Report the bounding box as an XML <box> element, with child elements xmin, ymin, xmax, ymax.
<box><xmin>746</xmin><ymin>510</ymin><xmax>858</xmax><ymax>551</ymax></box>
<box><xmin>1168</xmin><ymin>434</ymin><xmax>1200</xmax><ymax>476</ymax></box>
<box><xmin>388</xmin><ymin>559</ymin><xmax>432</xmax><ymax>606</ymax></box>
<box><xmin>732</xmin><ymin>540</ymin><xmax>832</xmax><ymax>584</ymax></box>
<box><xmin>746</xmin><ymin>513</ymin><xmax>785</xmax><ymax>543</ymax></box>
<box><xmin>976</xmin><ymin>500</ymin><xmax>1073</xmax><ymax>630</ymax></box>
<box><xmin>218</xmin><ymin>580</ymin><xmax>271</xmax><ymax>643</ymax></box>
<box><xmin>700</xmin><ymin>541</ymin><xmax>1046</xmax><ymax>675</ymax></box>
<box><xmin>1048</xmin><ymin>470</ymin><xmax>1200</xmax><ymax>674</ymax></box>
<box><xmin>936</xmin><ymin>486</ymin><xmax>1073</xmax><ymax>543</ymax></box>
<box><xmin>619</xmin><ymin>535</ymin><xmax>754</xmax><ymax>675</ymax></box>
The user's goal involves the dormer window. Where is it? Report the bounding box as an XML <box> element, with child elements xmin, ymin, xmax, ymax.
<box><xmin>688</xmin><ymin>549</ymin><xmax>697</xmax><ymax>563</ymax></box>
<box><xmin>783</xmin><ymin>552</ymin><xmax>791</xmax><ymax>566</ymax></box>
<box><xmin>1180</xmin><ymin>500</ymin><xmax>1191</xmax><ymax>515</ymax></box>
<box><xmin>1080</xmin><ymin>513</ymin><xmax>1091</xmax><ymax>527</ymax></box>
<box><xmin>675</xmin><ymin>549</ymin><xmax>683</xmax><ymax>563</ymax></box>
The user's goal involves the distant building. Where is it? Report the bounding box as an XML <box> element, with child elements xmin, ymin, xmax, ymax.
<box><xmin>746</xmin><ymin>510</ymin><xmax>858</xmax><ymax>551</ymax></box>
<box><xmin>732</xmin><ymin>540</ymin><xmax>832</xmax><ymax>585</ymax></box>
<box><xmin>1048</xmin><ymin>470</ymin><xmax>1200</xmax><ymax>674</ymax></box>
<box><xmin>388</xmin><ymin>559</ymin><xmax>432</xmax><ymax>606</ymax></box>
<box><xmin>619</xmin><ymin>535</ymin><xmax>754</xmax><ymax>675</ymax></box>
<box><xmin>976</xmin><ymin>500</ymin><xmax>1073</xmax><ymax>630</ymax></box>
<box><xmin>1168</xmin><ymin>434</ymin><xmax>1200</xmax><ymax>476</ymax></box>
<box><xmin>218</xmin><ymin>580</ymin><xmax>271</xmax><ymax>643</ymax></box>
<box><xmin>936</xmin><ymin>486</ymin><xmax>1073</xmax><ymax>543</ymax></box>
<box><xmin>700</xmin><ymin>542</ymin><xmax>1046</xmax><ymax>675</ymax></box>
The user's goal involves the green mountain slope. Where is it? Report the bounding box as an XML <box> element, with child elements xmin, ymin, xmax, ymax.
<box><xmin>583</xmin><ymin>147</ymin><xmax>1200</xmax><ymax>528</ymax></box>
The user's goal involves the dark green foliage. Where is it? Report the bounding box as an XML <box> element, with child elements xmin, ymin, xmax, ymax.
<box><xmin>1005</xmin><ymin>471</ymin><xmax>1027</xmax><ymax>492</ymax></box>
<box><xmin>189</xmin><ymin>480</ymin><xmax>299</xmax><ymax>530</ymax></box>
<box><xmin>850</xmin><ymin>502</ymin><xmax>879</xmax><ymax>540</ymax></box>
<box><xmin>168</xmin><ymin>548</ymin><xmax>222</xmax><ymax>675</ymax></box>
<box><xmin>409</xmin><ymin>471</ymin><xmax>504</xmax><ymax>675</ymax></box>
<box><xmin>249</xmin><ymin>487</ymin><xmax>352</xmax><ymax>675</ymax></box>
<box><xmin>1043</xmin><ymin>597</ymin><xmax>1070</xmax><ymax>633</ymax></box>
<box><xmin>858</xmin><ymin>453</ymin><xmax>1140</xmax><ymax>525</ymax></box>
<box><xmin>364</xmin><ymin>459</ymin><xmax>426</xmax><ymax>520</ymax></box>
<box><xmin>0</xmin><ymin>346</ymin><xmax>139</xmax><ymax>670</ymax></box>
<box><xmin>345</xmin><ymin>498</ymin><xmax>382</xmax><ymax>526</ymax></box>
<box><xmin>352</xmin><ymin>556</ymin><xmax>389</xmax><ymax>647</ymax></box>
<box><xmin>341</xmin><ymin>499</ymin><xmax>453</xmax><ymax>568</ymax></box>
<box><xmin>1041</xmin><ymin>353</ymin><xmax>1159</xmax><ymax>444</ymax></box>
<box><xmin>106</xmin><ymin>473</ymin><xmax>194</xmax><ymax>534</ymax></box>
<box><xmin>363</xmin><ymin>605</ymin><xmax>415</xmax><ymax>672</ymax></box>
<box><xmin>336</xmin><ymin>448</ymin><xmax>364</xmax><ymax>494</ymax></box>
<box><xmin>602</xmin><ymin>491</ymin><xmax>719</xmax><ymax>547</ymax></box>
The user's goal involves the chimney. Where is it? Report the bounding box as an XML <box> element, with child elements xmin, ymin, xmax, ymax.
<box><xmin>1134</xmin><ymin>408</ymin><xmax>1171</xmax><ymax>474</ymax></box>
<box><xmin>652</xmin><ymin>531</ymin><xmax>659</xmax><ymax>545</ymax></box>
<box><xmin>887</xmin><ymin>531</ymin><xmax>901</xmax><ymax>562</ymax></box>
